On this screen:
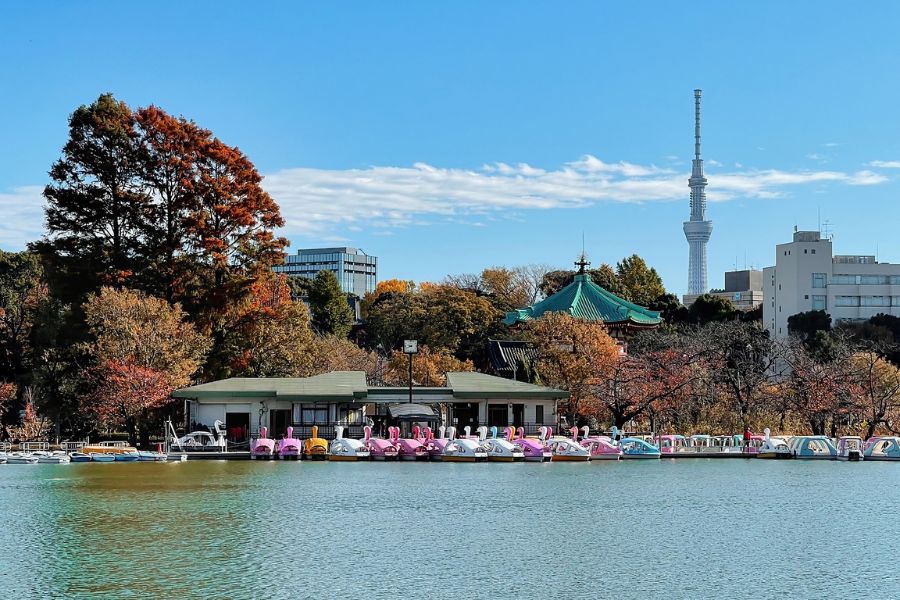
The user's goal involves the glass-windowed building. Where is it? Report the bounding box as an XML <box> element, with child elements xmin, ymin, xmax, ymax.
<box><xmin>274</xmin><ymin>247</ymin><xmax>377</xmax><ymax>296</ymax></box>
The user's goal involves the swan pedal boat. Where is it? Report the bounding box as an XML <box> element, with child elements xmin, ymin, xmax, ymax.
<box><xmin>579</xmin><ymin>426</ymin><xmax>621</xmax><ymax>460</ymax></box>
<box><xmin>756</xmin><ymin>428</ymin><xmax>793</xmax><ymax>459</ymax></box>
<box><xmin>276</xmin><ymin>427</ymin><xmax>302</xmax><ymax>460</ymax></box>
<box><xmin>512</xmin><ymin>426</ymin><xmax>552</xmax><ymax>462</ymax></box>
<box><xmin>363</xmin><ymin>426</ymin><xmax>400</xmax><ymax>460</ymax></box>
<box><xmin>304</xmin><ymin>425</ymin><xmax>329</xmax><ymax>460</ymax></box>
<box><xmin>441</xmin><ymin>438</ymin><xmax>488</xmax><ymax>462</ymax></box>
<box><xmin>482</xmin><ymin>427</ymin><xmax>525</xmax><ymax>462</ymax></box>
<box><xmin>250</xmin><ymin>427</ymin><xmax>276</xmax><ymax>460</ymax></box>
<box><xmin>550</xmin><ymin>430</ymin><xmax>591</xmax><ymax>462</ymax></box>
<box><xmin>329</xmin><ymin>426</ymin><xmax>371</xmax><ymax>461</ymax></box>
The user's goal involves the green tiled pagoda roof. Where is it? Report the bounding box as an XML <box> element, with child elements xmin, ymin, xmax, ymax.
<box><xmin>503</xmin><ymin>273</ymin><xmax>662</xmax><ymax>326</ymax></box>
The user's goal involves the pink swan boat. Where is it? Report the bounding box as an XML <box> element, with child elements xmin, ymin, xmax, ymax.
<box><xmin>250</xmin><ymin>426</ymin><xmax>275</xmax><ymax>459</ymax></box>
<box><xmin>394</xmin><ymin>425</ymin><xmax>429</xmax><ymax>461</ymax></box>
<box><xmin>363</xmin><ymin>425</ymin><xmax>399</xmax><ymax>460</ymax></box>
<box><xmin>277</xmin><ymin>426</ymin><xmax>302</xmax><ymax>460</ymax></box>
<box><xmin>424</xmin><ymin>426</ymin><xmax>452</xmax><ymax>460</ymax></box>
<box><xmin>512</xmin><ymin>426</ymin><xmax>551</xmax><ymax>462</ymax></box>
<box><xmin>579</xmin><ymin>426</ymin><xmax>621</xmax><ymax>460</ymax></box>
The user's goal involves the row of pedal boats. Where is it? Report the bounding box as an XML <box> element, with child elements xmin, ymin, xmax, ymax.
<box><xmin>250</xmin><ymin>425</ymin><xmax>661</xmax><ymax>462</ymax></box>
<box><xmin>249</xmin><ymin>425</ymin><xmax>900</xmax><ymax>462</ymax></box>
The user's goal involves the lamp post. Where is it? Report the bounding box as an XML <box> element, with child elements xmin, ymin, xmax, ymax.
<box><xmin>403</xmin><ymin>340</ymin><xmax>418</xmax><ymax>404</ymax></box>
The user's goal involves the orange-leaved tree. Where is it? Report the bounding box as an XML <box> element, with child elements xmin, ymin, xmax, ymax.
<box><xmin>524</xmin><ymin>312</ymin><xmax>619</xmax><ymax>424</ymax></box>
<box><xmin>81</xmin><ymin>287</ymin><xmax>210</xmax><ymax>445</ymax></box>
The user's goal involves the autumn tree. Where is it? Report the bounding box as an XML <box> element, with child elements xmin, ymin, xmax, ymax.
<box><xmin>134</xmin><ymin>106</ymin><xmax>210</xmax><ymax>301</ymax></box>
<box><xmin>82</xmin><ymin>287</ymin><xmax>210</xmax><ymax>445</ymax></box>
<box><xmin>222</xmin><ymin>275</ymin><xmax>315</xmax><ymax>378</ymax></box>
<box><xmin>696</xmin><ymin>321</ymin><xmax>778</xmax><ymax>428</ymax></box>
<box><xmin>307</xmin><ymin>336</ymin><xmax>378</xmax><ymax>380</ymax></box>
<box><xmin>307</xmin><ymin>270</ymin><xmax>354</xmax><ymax>337</ymax></box>
<box><xmin>38</xmin><ymin>94</ymin><xmax>148</xmax><ymax>303</ymax></box>
<box><xmin>779</xmin><ymin>335</ymin><xmax>856</xmax><ymax>435</ymax></box>
<box><xmin>524</xmin><ymin>312</ymin><xmax>619</xmax><ymax>423</ymax></box>
<box><xmin>851</xmin><ymin>350</ymin><xmax>900</xmax><ymax>439</ymax></box>
<box><xmin>0</xmin><ymin>250</ymin><xmax>46</xmax><ymax>411</ymax></box>
<box><xmin>363</xmin><ymin>284</ymin><xmax>501</xmax><ymax>366</ymax></box>
<box><xmin>383</xmin><ymin>344</ymin><xmax>474</xmax><ymax>387</ymax></box>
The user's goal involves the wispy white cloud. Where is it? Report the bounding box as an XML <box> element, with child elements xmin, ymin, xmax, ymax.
<box><xmin>824</xmin><ymin>142</ymin><xmax>840</xmax><ymax>148</ymax></box>
<box><xmin>806</xmin><ymin>153</ymin><xmax>826</xmax><ymax>161</ymax></box>
<box><xmin>868</xmin><ymin>160</ymin><xmax>900</xmax><ymax>169</ymax></box>
<box><xmin>263</xmin><ymin>156</ymin><xmax>889</xmax><ymax>235</ymax></box>
<box><xmin>0</xmin><ymin>156</ymin><xmax>891</xmax><ymax>249</ymax></box>
<box><xmin>707</xmin><ymin>159</ymin><xmax>723</xmax><ymax>167</ymax></box>
<box><xmin>0</xmin><ymin>186</ymin><xmax>45</xmax><ymax>249</ymax></box>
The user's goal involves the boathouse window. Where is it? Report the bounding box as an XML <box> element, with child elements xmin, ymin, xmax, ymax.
<box><xmin>300</xmin><ymin>404</ymin><xmax>328</xmax><ymax>424</ymax></box>
<box><xmin>535</xmin><ymin>405</ymin><xmax>544</xmax><ymax>424</ymax></box>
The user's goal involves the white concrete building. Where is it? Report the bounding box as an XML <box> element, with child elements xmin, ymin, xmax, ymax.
<box><xmin>763</xmin><ymin>230</ymin><xmax>900</xmax><ymax>339</ymax></box>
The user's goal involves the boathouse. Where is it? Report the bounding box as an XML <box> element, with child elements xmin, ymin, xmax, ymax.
<box><xmin>172</xmin><ymin>371</ymin><xmax>567</xmax><ymax>442</ymax></box>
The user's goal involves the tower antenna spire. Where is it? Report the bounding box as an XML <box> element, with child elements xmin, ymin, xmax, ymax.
<box><xmin>683</xmin><ymin>88</ymin><xmax>713</xmax><ymax>300</ymax></box>
<box><xmin>694</xmin><ymin>88</ymin><xmax>702</xmax><ymax>161</ymax></box>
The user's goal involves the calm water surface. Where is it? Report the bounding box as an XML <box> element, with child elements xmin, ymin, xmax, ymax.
<box><xmin>1</xmin><ymin>459</ymin><xmax>898</xmax><ymax>599</ymax></box>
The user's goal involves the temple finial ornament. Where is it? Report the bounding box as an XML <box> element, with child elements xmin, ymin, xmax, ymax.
<box><xmin>575</xmin><ymin>253</ymin><xmax>590</xmax><ymax>274</ymax></box>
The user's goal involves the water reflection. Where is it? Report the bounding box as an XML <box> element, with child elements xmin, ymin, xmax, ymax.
<box><xmin>1</xmin><ymin>460</ymin><xmax>898</xmax><ymax>597</ymax></box>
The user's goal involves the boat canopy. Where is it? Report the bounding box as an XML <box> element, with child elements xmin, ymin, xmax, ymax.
<box><xmin>387</xmin><ymin>403</ymin><xmax>438</xmax><ymax>421</ymax></box>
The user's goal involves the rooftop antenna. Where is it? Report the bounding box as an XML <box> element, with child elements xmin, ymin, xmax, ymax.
<box><xmin>817</xmin><ymin>207</ymin><xmax>821</xmax><ymax>234</ymax></box>
<box><xmin>822</xmin><ymin>220</ymin><xmax>833</xmax><ymax>240</ymax></box>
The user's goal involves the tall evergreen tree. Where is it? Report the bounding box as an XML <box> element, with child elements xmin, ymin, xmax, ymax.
<box><xmin>38</xmin><ymin>94</ymin><xmax>149</xmax><ymax>305</ymax></box>
<box><xmin>308</xmin><ymin>271</ymin><xmax>353</xmax><ymax>338</ymax></box>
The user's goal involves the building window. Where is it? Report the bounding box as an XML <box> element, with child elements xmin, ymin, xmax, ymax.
<box><xmin>804</xmin><ymin>295</ymin><xmax>809</xmax><ymax>300</ymax></box>
<box><xmin>804</xmin><ymin>249</ymin><xmax>808</xmax><ymax>254</ymax></box>
<box><xmin>861</xmin><ymin>275</ymin><xmax>889</xmax><ymax>285</ymax></box>
<box><xmin>812</xmin><ymin>273</ymin><xmax>826</xmax><ymax>288</ymax></box>
<box><xmin>812</xmin><ymin>295</ymin><xmax>826</xmax><ymax>310</ymax></box>
<box><xmin>811</xmin><ymin>249</ymin><xmax>816</xmax><ymax>254</ymax></box>
<box><xmin>834</xmin><ymin>296</ymin><xmax>861</xmax><ymax>307</ymax></box>
<box><xmin>861</xmin><ymin>296</ymin><xmax>890</xmax><ymax>307</ymax></box>
<box><xmin>535</xmin><ymin>405</ymin><xmax>544</xmax><ymax>424</ymax></box>
<box><xmin>300</xmin><ymin>404</ymin><xmax>328</xmax><ymax>424</ymax></box>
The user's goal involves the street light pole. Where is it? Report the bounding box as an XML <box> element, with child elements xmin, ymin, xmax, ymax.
<box><xmin>403</xmin><ymin>340</ymin><xmax>418</xmax><ymax>404</ymax></box>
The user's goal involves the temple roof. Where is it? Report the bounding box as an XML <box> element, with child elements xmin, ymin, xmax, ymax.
<box><xmin>503</xmin><ymin>273</ymin><xmax>662</xmax><ymax>327</ymax></box>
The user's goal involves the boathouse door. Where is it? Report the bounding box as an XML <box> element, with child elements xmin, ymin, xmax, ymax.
<box><xmin>271</xmin><ymin>409</ymin><xmax>291</xmax><ymax>438</ymax></box>
<box><xmin>225</xmin><ymin>412</ymin><xmax>250</xmax><ymax>443</ymax></box>
<box><xmin>488</xmin><ymin>404</ymin><xmax>508</xmax><ymax>428</ymax></box>
<box><xmin>512</xmin><ymin>404</ymin><xmax>524</xmax><ymax>428</ymax></box>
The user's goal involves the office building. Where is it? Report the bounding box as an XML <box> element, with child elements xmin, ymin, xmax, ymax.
<box><xmin>763</xmin><ymin>230</ymin><xmax>900</xmax><ymax>339</ymax></box>
<box><xmin>274</xmin><ymin>247</ymin><xmax>377</xmax><ymax>296</ymax></box>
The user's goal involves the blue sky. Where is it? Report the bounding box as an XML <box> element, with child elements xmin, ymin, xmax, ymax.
<box><xmin>2</xmin><ymin>1</ymin><xmax>900</xmax><ymax>297</ymax></box>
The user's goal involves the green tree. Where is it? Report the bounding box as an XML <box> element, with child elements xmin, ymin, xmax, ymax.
<box><xmin>38</xmin><ymin>94</ymin><xmax>149</xmax><ymax>305</ymax></box>
<box><xmin>688</xmin><ymin>294</ymin><xmax>737</xmax><ymax>325</ymax></box>
<box><xmin>308</xmin><ymin>271</ymin><xmax>353</xmax><ymax>337</ymax></box>
<box><xmin>615</xmin><ymin>254</ymin><xmax>665</xmax><ymax>306</ymax></box>
<box><xmin>649</xmin><ymin>293</ymin><xmax>689</xmax><ymax>325</ymax></box>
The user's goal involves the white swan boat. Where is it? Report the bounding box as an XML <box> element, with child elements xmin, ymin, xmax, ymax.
<box><xmin>441</xmin><ymin>438</ymin><xmax>488</xmax><ymax>462</ymax></box>
<box><xmin>34</xmin><ymin>450</ymin><xmax>71</xmax><ymax>464</ymax></box>
<box><xmin>481</xmin><ymin>426</ymin><xmax>525</xmax><ymax>462</ymax></box>
<box><xmin>328</xmin><ymin>426</ymin><xmax>370</xmax><ymax>461</ymax></box>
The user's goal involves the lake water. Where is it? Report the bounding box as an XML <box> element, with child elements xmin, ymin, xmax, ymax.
<box><xmin>1</xmin><ymin>459</ymin><xmax>898</xmax><ymax>599</ymax></box>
